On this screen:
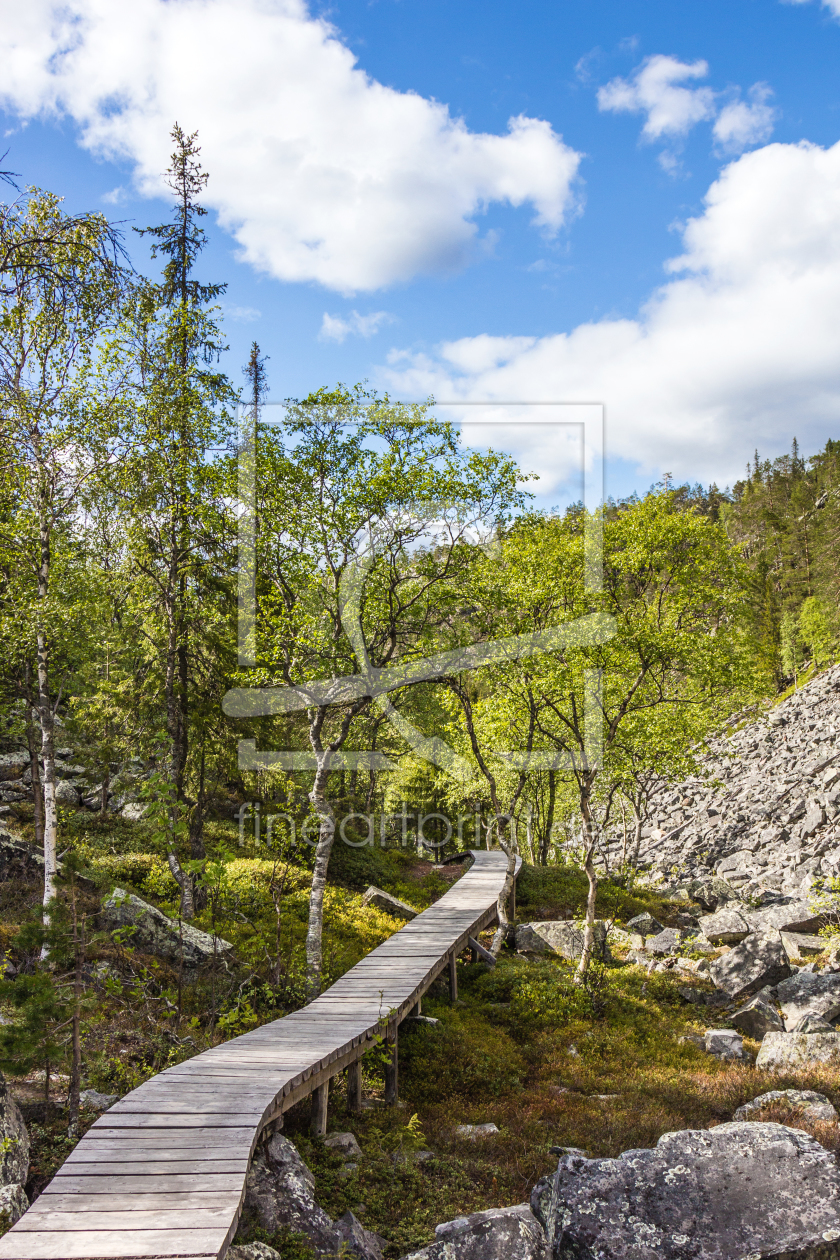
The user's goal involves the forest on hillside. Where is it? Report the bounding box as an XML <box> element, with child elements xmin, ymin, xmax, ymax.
<box><xmin>2</xmin><ymin>124</ymin><xmax>840</xmax><ymax>1003</ymax></box>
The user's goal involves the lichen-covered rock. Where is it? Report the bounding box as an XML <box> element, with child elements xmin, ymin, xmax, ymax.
<box><xmin>361</xmin><ymin>886</ymin><xmax>417</xmax><ymax>920</ymax></box>
<box><xmin>243</xmin><ymin>1133</ymin><xmax>381</xmax><ymax>1258</ymax></box>
<box><xmin>709</xmin><ymin>932</ymin><xmax>791</xmax><ymax>1000</ymax></box>
<box><xmin>531</xmin><ymin>1122</ymin><xmax>840</xmax><ymax>1260</ymax></box>
<box><xmin>742</xmin><ymin>899</ymin><xmax>824</xmax><ymax>936</ymax></box>
<box><xmin>0</xmin><ymin>1183</ymin><xmax>28</xmax><ymax>1228</ymax></box>
<box><xmin>0</xmin><ymin>835</ymin><xmax>44</xmax><ymax>882</ymax></box>
<box><xmin>776</xmin><ymin>970</ymin><xmax>840</xmax><ymax>1028</ymax></box>
<box><xmin>646</xmin><ymin>928</ymin><xmax>683</xmax><ymax>956</ymax></box>
<box><xmin>0</xmin><ymin>1077</ymin><xmax>30</xmax><ymax>1187</ymax></box>
<box><xmin>704</xmin><ymin>1028</ymin><xmax>747</xmax><ymax>1060</ymax></box>
<box><xmin>0</xmin><ymin>752</ymin><xmax>29</xmax><ymax>783</ymax></box>
<box><xmin>515</xmin><ymin>921</ymin><xmax>608</xmax><ymax>961</ymax></box>
<box><xmin>780</xmin><ymin>931</ymin><xmax>826</xmax><ymax>961</ymax></box>
<box><xmin>227</xmin><ymin>1244</ymin><xmax>281</xmax><ymax>1260</ymax></box>
<box><xmin>324</xmin><ymin>1132</ymin><xmax>362</xmax><ymax>1159</ymax></box>
<box><xmin>625</xmin><ymin>913</ymin><xmax>663</xmax><ymax>936</ymax></box>
<box><xmin>698</xmin><ymin>908</ymin><xmax>750</xmax><ymax>945</ymax></box>
<box><xmin>734</xmin><ymin>1089</ymin><xmax>838</xmax><ymax>1124</ymax></box>
<box><xmin>731</xmin><ymin>989</ymin><xmax>784</xmax><ymax>1040</ymax></box>
<box><xmin>102</xmin><ymin>888</ymin><xmax>232</xmax><ymax>967</ymax></box>
<box><xmin>54</xmin><ymin>778</ymin><xmax>80</xmax><ymax>806</ymax></box>
<box><xmin>756</xmin><ymin>1031</ymin><xmax>840</xmax><ymax>1071</ymax></box>
<box><xmin>400</xmin><ymin>1204</ymin><xmax>548</xmax><ymax>1260</ymax></box>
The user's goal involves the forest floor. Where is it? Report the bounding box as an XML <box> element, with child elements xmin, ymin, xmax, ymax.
<box><xmin>2</xmin><ymin>815</ymin><xmax>840</xmax><ymax>1258</ymax></box>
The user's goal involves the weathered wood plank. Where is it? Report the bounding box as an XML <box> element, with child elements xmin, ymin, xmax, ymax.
<box><xmin>42</xmin><ymin>1174</ymin><xmax>243</xmax><ymax>1194</ymax></box>
<box><xmin>0</xmin><ymin>1231</ymin><xmax>227</xmax><ymax>1258</ymax></box>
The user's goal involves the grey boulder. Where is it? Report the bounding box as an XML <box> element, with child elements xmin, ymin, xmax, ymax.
<box><xmin>54</xmin><ymin>778</ymin><xmax>80</xmax><ymax>806</ymax></box>
<box><xmin>361</xmin><ymin>886</ymin><xmax>418</xmax><ymax>921</ymax></box>
<box><xmin>401</xmin><ymin>1204</ymin><xmax>548</xmax><ymax>1260</ymax></box>
<box><xmin>780</xmin><ymin>931</ymin><xmax>827</xmax><ymax>961</ymax></box>
<box><xmin>756</xmin><ymin>1031</ymin><xmax>840</xmax><ymax>1071</ymax></box>
<box><xmin>625</xmin><ymin>913</ymin><xmax>663</xmax><ymax>936</ymax></box>
<box><xmin>792</xmin><ymin>1013</ymin><xmax>837</xmax><ymax>1033</ymax></box>
<box><xmin>731</xmin><ymin>989</ymin><xmax>784</xmax><ymax>1040</ymax></box>
<box><xmin>646</xmin><ymin>928</ymin><xmax>683</xmax><ymax>957</ymax></box>
<box><xmin>0</xmin><ymin>752</ymin><xmax>28</xmax><ymax>782</ymax></box>
<box><xmin>776</xmin><ymin>970</ymin><xmax>840</xmax><ymax>1027</ymax></box>
<box><xmin>102</xmin><ymin>888</ymin><xmax>232</xmax><ymax>968</ymax></box>
<box><xmin>698</xmin><ymin>908</ymin><xmax>750</xmax><ymax>945</ymax></box>
<box><xmin>0</xmin><ymin>1183</ymin><xmax>29</xmax><ymax>1228</ymax></box>
<box><xmin>515</xmin><ymin>921</ymin><xmax>608</xmax><ymax>962</ymax></box>
<box><xmin>531</xmin><ymin>1121</ymin><xmax>840</xmax><ymax>1260</ymax></box>
<box><xmin>79</xmin><ymin>1088</ymin><xmax>118</xmax><ymax>1111</ymax></box>
<box><xmin>0</xmin><ymin>835</ymin><xmax>44</xmax><ymax>882</ymax></box>
<box><xmin>704</xmin><ymin>1029</ymin><xmax>747</xmax><ymax>1060</ymax></box>
<box><xmin>227</xmin><ymin>1245</ymin><xmax>281</xmax><ymax>1260</ymax></box>
<box><xmin>0</xmin><ymin>1077</ymin><xmax>30</xmax><ymax>1187</ymax></box>
<box><xmin>244</xmin><ymin>1133</ymin><xmax>381</xmax><ymax>1259</ymax></box>
<box><xmin>743</xmin><ymin>898</ymin><xmax>824</xmax><ymax>936</ymax></box>
<box><xmin>734</xmin><ymin>1089</ymin><xmax>838</xmax><ymax>1124</ymax></box>
<box><xmin>709</xmin><ymin>933</ymin><xmax>790</xmax><ymax>1000</ymax></box>
<box><xmin>324</xmin><ymin>1131</ymin><xmax>363</xmax><ymax>1159</ymax></box>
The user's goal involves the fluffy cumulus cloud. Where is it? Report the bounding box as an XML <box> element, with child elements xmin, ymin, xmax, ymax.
<box><xmin>784</xmin><ymin>0</ymin><xmax>840</xmax><ymax>17</ymax></box>
<box><xmin>319</xmin><ymin>310</ymin><xmax>396</xmax><ymax>343</ymax></box>
<box><xmin>713</xmin><ymin>85</ymin><xmax>776</xmax><ymax>153</ymax></box>
<box><xmin>598</xmin><ymin>56</ymin><xmax>716</xmax><ymax>140</ymax></box>
<box><xmin>598</xmin><ymin>55</ymin><xmax>776</xmax><ymax>161</ymax></box>
<box><xmin>0</xmin><ymin>0</ymin><xmax>582</xmax><ymax>294</ymax></box>
<box><xmin>382</xmin><ymin>139</ymin><xmax>840</xmax><ymax>489</ymax></box>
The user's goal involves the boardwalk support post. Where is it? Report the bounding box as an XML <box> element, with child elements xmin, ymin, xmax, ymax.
<box><xmin>449</xmin><ymin>951</ymin><xmax>458</xmax><ymax>1003</ymax></box>
<box><xmin>311</xmin><ymin>1082</ymin><xmax>328</xmax><ymax>1137</ymax></box>
<box><xmin>347</xmin><ymin>1059</ymin><xmax>362</xmax><ymax>1113</ymax></box>
<box><xmin>468</xmin><ymin>934</ymin><xmax>496</xmax><ymax>969</ymax></box>
<box><xmin>409</xmin><ymin>998</ymin><xmax>421</xmax><ymax>1017</ymax></box>
<box><xmin>384</xmin><ymin>1027</ymin><xmax>398</xmax><ymax>1104</ymax></box>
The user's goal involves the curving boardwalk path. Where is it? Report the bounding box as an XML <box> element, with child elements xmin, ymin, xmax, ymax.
<box><xmin>0</xmin><ymin>850</ymin><xmax>516</xmax><ymax>1260</ymax></box>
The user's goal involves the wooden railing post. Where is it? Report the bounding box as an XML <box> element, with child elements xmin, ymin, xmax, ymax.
<box><xmin>311</xmin><ymin>1082</ymin><xmax>328</xmax><ymax>1137</ymax></box>
<box><xmin>449</xmin><ymin>951</ymin><xmax>458</xmax><ymax>1003</ymax></box>
<box><xmin>347</xmin><ymin>1059</ymin><xmax>362</xmax><ymax>1113</ymax></box>
<box><xmin>384</xmin><ymin>1027</ymin><xmax>398</xmax><ymax>1104</ymax></box>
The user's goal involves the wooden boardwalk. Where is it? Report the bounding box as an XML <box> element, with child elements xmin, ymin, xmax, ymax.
<box><xmin>0</xmin><ymin>850</ymin><xmax>516</xmax><ymax>1260</ymax></box>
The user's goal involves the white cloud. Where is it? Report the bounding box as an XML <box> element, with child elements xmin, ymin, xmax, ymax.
<box><xmin>381</xmin><ymin>139</ymin><xmax>840</xmax><ymax>488</ymax></box>
<box><xmin>319</xmin><ymin>310</ymin><xmax>396</xmax><ymax>343</ymax></box>
<box><xmin>226</xmin><ymin>305</ymin><xmax>262</xmax><ymax>323</ymax></box>
<box><xmin>0</xmin><ymin>0</ymin><xmax>582</xmax><ymax>295</ymax></box>
<box><xmin>598</xmin><ymin>55</ymin><xmax>716</xmax><ymax>141</ymax></box>
<box><xmin>713</xmin><ymin>84</ymin><xmax>776</xmax><ymax>154</ymax></box>
<box><xmin>784</xmin><ymin>0</ymin><xmax>840</xmax><ymax>18</ymax></box>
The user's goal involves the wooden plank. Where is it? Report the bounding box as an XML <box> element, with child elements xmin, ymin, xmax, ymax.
<box><xmin>34</xmin><ymin>1195</ymin><xmax>241</xmax><ymax>1214</ymax></box>
<box><xmin>56</xmin><ymin>1161</ymin><xmax>248</xmax><ymax>1175</ymax></box>
<box><xmin>42</xmin><ymin>1174</ymin><xmax>243</xmax><ymax>1194</ymax></box>
<box><xmin>0</xmin><ymin>1231</ymin><xmax>227</xmax><ymax>1258</ymax></box>
<box><xmin>16</xmin><ymin>1209</ymin><xmax>238</xmax><ymax>1232</ymax></box>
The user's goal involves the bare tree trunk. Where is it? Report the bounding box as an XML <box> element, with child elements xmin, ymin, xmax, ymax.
<box><xmin>539</xmin><ymin>769</ymin><xmax>557</xmax><ymax>866</ymax></box>
<box><xmin>305</xmin><ymin>752</ymin><xmax>335</xmax><ymax>1000</ymax></box>
<box><xmin>24</xmin><ymin>667</ymin><xmax>45</xmax><ymax>849</ymax></box>
<box><xmin>576</xmin><ymin>776</ymin><xmax>599</xmax><ymax>980</ymax></box>
<box><xmin>67</xmin><ymin>879</ymin><xmax>82</xmax><ymax>1139</ymax></box>
<box><xmin>167</xmin><ymin>851</ymin><xmax>195</xmax><ymax>921</ymax></box>
<box><xmin>36</xmin><ymin>505</ymin><xmax>57</xmax><ymax>912</ymax></box>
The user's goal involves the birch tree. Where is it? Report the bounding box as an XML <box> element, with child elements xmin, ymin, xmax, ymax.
<box><xmin>0</xmin><ymin>189</ymin><xmax>128</xmax><ymax>909</ymax></box>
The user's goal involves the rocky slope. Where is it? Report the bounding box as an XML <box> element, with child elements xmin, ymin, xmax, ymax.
<box><xmin>622</xmin><ymin>664</ymin><xmax>840</xmax><ymax>898</ymax></box>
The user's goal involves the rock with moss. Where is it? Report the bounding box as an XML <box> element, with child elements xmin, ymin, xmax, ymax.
<box><xmin>709</xmin><ymin>932</ymin><xmax>790</xmax><ymax>1000</ymax></box>
<box><xmin>531</xmin><ymin>1122</ymin><xmax>840</xmax><ymax>1259</ymax></box>
<box><xmin>731</xmin><ymin>989</ymin><xmax>784</xmax><ymax>1039</ymax></box>
<box><xmin>0</xmin><ymin>1076</ymin><xmax>29</xmax><ymax>1189</ymax></box>
<box><xmin>734</xmin><ymin>1089</ymin><xmax>837</xmax><ymax>1123</ymax></box>
<box><xmin>515</xmin><ymin>921</ymin><xmax>608</xmax><ymax>961</ymax></box>
<box><xmin>0</xmin><ymin>1183</ymin><xmax>28</xmax><ymax>1229</ymax></box>
<box><xmin>361</xmin><ymin>886</ymin><xmax>418</xmax><ymax>920</ymax></box>
<box><xmin>755</xmin><ymin>1030</ymin><xmax>840</xmax><ymax>1070</ymax></box>
<box><xmin>776</xmin><ymin>969</ymin><xmax>840</xmax><ymax>1028</ymax></box>
<box><xmin>243</xmin><ymin>1132</ymin><xmax>382</xmax><ymax>1259</ymax></box>
<box><xmin>101</xmin><ymin>888</ymin><xmax>232</xmax><ymax>968</ymax></box>
<box><xmin>401</xmin><ymin>1204</ymin><xmax>549</xmax><ymax>1260</ymax></box>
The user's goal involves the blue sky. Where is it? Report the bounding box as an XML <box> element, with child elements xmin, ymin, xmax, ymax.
<box><xmin>5</xmin><ymin>0</ymin><xmax>840</xmax><ymax>503</ymax></box>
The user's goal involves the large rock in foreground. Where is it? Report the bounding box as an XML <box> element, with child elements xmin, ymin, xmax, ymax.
<box><xmin>775</xmin><ymin>970</ymin><xmax>840</xmax><ymax>1028</ymax></box>
<box><xmin>709</xmin><ymin>933</ymin><xmax>790</xmax><ymax>1000</ymax></box>
<box><xmin>531</xmin><ymin>1122</ymin><xmax>840</xmax><ymax>1260</ymax></box>
<box><xmin>244</xmin><ymin>1132</ymin><xmax>382</xmax><ymax>1259</ymax></box>
<box><xmin>401</xmin><ymin>1205</ymin><xmax>548</xmax><ymax>1260</ymax></box>
<box><xmin>0</xmin><ymin>1077</ymin><xmax>30</xmax><ymax>1188</ymax></box>
<box><xmin>361</xmin><ymin>886</ymin><xmax>418</xmax><ymax>921</ymax></box>
<box><xmin>756</xmin><ymin>1031</ymin><xmax>840</xmax><ymax>1071</ymax></box>
<box><xmin>102</xmin><ymin>888</ymin><xmax>232</xmax><ymax>968</ymax></box>
<box><xmin>515</xmin><ymin>921</ymin><xmax>608</xmax><ymax>962</ymax></box>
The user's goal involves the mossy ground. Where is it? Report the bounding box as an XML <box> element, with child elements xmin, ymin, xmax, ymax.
<box><xmin>3</xmin><ymin>814</ymin><xmax>840</xmax><ymax>1257</ymax></box>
